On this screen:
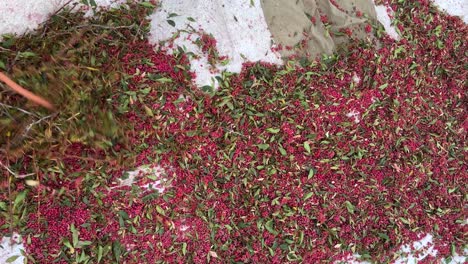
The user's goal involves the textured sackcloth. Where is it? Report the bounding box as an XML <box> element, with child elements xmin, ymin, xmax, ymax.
<box><xmin>261</xmin><ymin>0</ymin><xmax>378</xmax><ymax>58</ymax></box>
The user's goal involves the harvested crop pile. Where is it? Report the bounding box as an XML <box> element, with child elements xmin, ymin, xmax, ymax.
<box><xmin>0</xmin><ymin>0</ymin><xmax>466</xmax><ymax>263</ymax></box>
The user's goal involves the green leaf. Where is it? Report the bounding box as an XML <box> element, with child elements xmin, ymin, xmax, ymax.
<box><xmin>142</xmin><ymin>192</ymin><xmax>159</xmax><ymax>203</ymax></box>
<box><xmin>434</xmin><ymin>24</ymin><xmax>442</xmax><ymax>36</ymax></box>
<box><xmin>448</xmin><ymin>187</ymin><xmax>457</xmax><ymax>194</ymax></box>
<box><xmin>182</xmin><ymin>242</ymin><xmax>187</xmax><ymax>255</ymax></box>
<box><xmin>264</xmin><ymin>219</ymin><xmax>277</xmax><ymax>235</ymax></box>
<box><xmin>278</xmin><ymin>145</ymin><xmax>287</xmax><ymax>156</ymax></box>
<box><xmin>399</xmin><ymin>217</ymin><xmax>410</xmax><ymax>225</ymax></box>
<box><xmin>344</xmin><ymin>201</ymin><xmax>355</xmax><ymax>214</ymax></box>
<box><xmin>63</xmin><ymin>240</ymin><xmax>73</xmax><ymax>251</ymax></box>
<box><xmin>18</xmin><ymin>51</ymin><xmax>37</xmax><ymax>58</ymax></box>
<box><xmin>265</xmin><ymin>247</ymin><xmax>273</xmax><ymax>256</ymax></box>
<box><xmin>0</xmin><ymin>201</ymin><xmax>7</xmax><ymax>211</ymax></box>
<box><xmin>139</xmin><ymin>2</ymin><xmax>156</xmax><ymax>8</ymax></box>
<box><xmin>226</xmin><ymin>101</ymin><xmax>234</xmax><ymax>110</ymax></box>
<box><xmin>257</xmin><ymin>144</ymin><xmax>269</xmax><ymax>150</ymax></box>
<box><xmin>379</xmin><ymin>83</ymin><xmax>389</xmax><ymax>90</ymax></box>
<box><xmin>155</xmin><ymin>77</ymin><xmax>173</xmax><ymax>83</ymax></box>
<box><xmin>76</xmin><ymin>240</ymin><xmax>92</xmax><ymax>248</ymax></box>
<box><xmin>377</xmin><ymin>232</ymin><xmax>389</xmax><ymax>241</ymax></box>
<box><xmin>117</xmin><ymin>210</ymin><xmax>129</xmax><ymax>220</ymax></box>
<box><xmin>112</xmin><ymin>241</ymin><xmax>122</xmax><ymax>262</ymax></box>
<box><xmin>308</xmin><ymin>168</ymin><xmax>315</xmax><ymax>179</ymax></box>
<box><xmin>13</xmin><ymin>190</ymin><xmax>28</xmax><ymax>210</ymax></box>
<box><xmin>156</xmin><ymin>205</ymin><xmax>165</xmax><ymax>216</ymax></box>
<box><xmin>167</xmin><ymin>20</ymin><xmax>176</xmax><ymax>27</ymax></box>
<box><xmin>144</xmin><ymin>105</ymin><xmax>154</xmax><ymax>117</ymax></box>
<box><xmin>6</xmin><ymin>255</ymin><xmax>20</xmax><ymax>263</ymax></box>
<box><xmin>97</xmin><ymin>245</ymin><xmax>103</xmax><ymax>263</ymax></box>
<box><xmin>201</xmin><ymin>85</ymin><xmax>214</xmax><ymax>94</ymax></box>
<box><xmin>303</xmin><ymin>141</ymin><xmax>311</xmax><ymax>154</ymax></box>
<box><xmin>140</xmin><ymin>87</ymin><xmax>152</xmax><ymax>95</ymax></box>
<box><xmin>71</xmin><ymin>224</ymin><xmax>79</xmax><ymax>247</ymax></box>
<box><xmin>266</xmin><ymin>128</ymin><xmax>280</xmax><ymax>134</ymax></box>
<box><xmin>303</xmin><ymin>192</ymin><xmax>313</xmax><ymax>201</ymax></box>
<box><xmin>187</xmin><ymin>17</ymin><xmax>196</xmax><ymax>22</ymax></box>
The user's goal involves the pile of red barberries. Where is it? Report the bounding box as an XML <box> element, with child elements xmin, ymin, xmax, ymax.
<box><xmin>0</xmin><ymin>0</ymin><xmax>465</xmax><ymax>263</ymax></box>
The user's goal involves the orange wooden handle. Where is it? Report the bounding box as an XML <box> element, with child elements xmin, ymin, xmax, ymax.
<box><xmin>0</xmin><ymin>72</ymin><xmax>54</xmax><ymax>110</ymax></box>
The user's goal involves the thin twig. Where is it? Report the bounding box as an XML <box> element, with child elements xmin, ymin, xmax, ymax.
<box><xmin>74</xmin><ymin>24</ymin><xmax>135</xmax><ymax>30</ymax></box>
<box><xmin>23</xmin><ymin>114</ymin><xmax>54</xmax><ymax>137</ymax></box>
<box><xmin>0</xmin><ymin>161</ymin><xmax>35</xmax><ymax>179</ymax></box>
<box><xmin>32</xmin><ymin>152</ymin><xmax>41</xmax><ymax>226</ymax></box>
<box><xmin>6</xmin><ymin>114</ymin><xmax>55</xmax><ymax>149</ymax></box>
<box><xmin>0</xmin><ymin>102</ymin><xmax>40</xmax><ymax>117</ymax></box>
<box><xmin>0</xmin><ymin>161</ymin><xmax>17</xmax><ymax>176</ymax></box>
<box><xmin>8</xmin><ymin>173</ymin><xmax>12</xmax><ymax>233</ymax></box>
<box><xmin>53</xmin><ymin>0</ymin><xmax>75</xmax><ymax>17</ymax></box>
<box><xmin>40</xmin><ymin>0</ymin><xmax>76</xmax><ymax>37</ymax></box>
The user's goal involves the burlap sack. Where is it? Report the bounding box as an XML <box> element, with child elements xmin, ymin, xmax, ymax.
<box><xmin>261</xmin><ymin>0</ymin><xmax>377</xmax><ymax>58</ymax></box>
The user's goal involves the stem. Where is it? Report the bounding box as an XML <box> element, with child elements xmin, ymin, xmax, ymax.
<box><xmin>8</xmin><ymin>174</ymin><xmax>13</xmax><ymax>234</ymax></box>
<box><xmin>0</xmin><ymin>72</ymin><xmax>55</xmax><ymax>110</ymax></box>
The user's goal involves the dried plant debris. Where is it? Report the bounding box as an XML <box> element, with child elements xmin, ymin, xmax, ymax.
<box><xmin>0</xmin><ymin>1</ymin><xmax>157</xmax><ymax>153</ymax></box>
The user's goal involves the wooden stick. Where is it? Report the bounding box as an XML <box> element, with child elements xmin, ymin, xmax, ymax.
<box><xmin>0</xmin><ymin>72</ymin><xmax>54</xmax><ymax>110</ymax></box>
